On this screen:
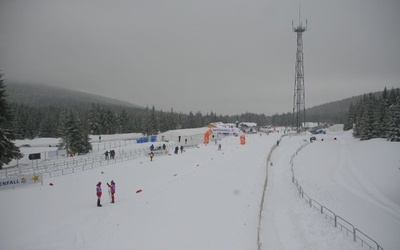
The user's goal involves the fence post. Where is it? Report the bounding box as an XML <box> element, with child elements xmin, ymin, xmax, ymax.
<box><xmin>334</xmin><ymin>215</ymin><xmax>337</xmax><ymax>227</ymax></box>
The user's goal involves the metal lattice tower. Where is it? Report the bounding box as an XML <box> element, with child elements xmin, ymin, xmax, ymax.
<box><xmin>292</xmin><ymin>8</ymin><xmax>307</xmax><ymax>133</ymax></box>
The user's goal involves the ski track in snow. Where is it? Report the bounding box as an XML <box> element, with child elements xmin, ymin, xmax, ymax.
<box><xmin>337</xmin><ymin>136</ymin><xmax>400</xmax><ymax>222</ymax></box>
<box><xmin>287</xmin><ymin>132</ymin><xmax>400</xmax><ymax>250</ymax></box>
<box><xmin>260</xmin><ymin>134</ymin><xmax>369</xmax><ymax>250</ymax></box>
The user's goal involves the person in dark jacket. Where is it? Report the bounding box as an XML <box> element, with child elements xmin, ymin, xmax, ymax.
<box><xmin>110</xmin><ymin>150</ymin><xmax>115</xmax><ymax>159</ymax></box>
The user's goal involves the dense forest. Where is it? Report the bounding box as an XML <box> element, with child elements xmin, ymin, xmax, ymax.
<box><xmin>343</xmin><ymin>87</ymin><xmax>400</xmax><ymax>141</ymax></box>
<box><xmin>2</xmin><ymin>78</ymin><xmax>399</xmax><ymax>168</ymax></box>
<box><xmin>4</xmin><ymin>82</ymin><xmax>399</xmax><ymax>141</ymax></box>
<box><xmin>5</xmin><ymin>82</ymin><xmax>274</xmax><ymax>139</ymax></box>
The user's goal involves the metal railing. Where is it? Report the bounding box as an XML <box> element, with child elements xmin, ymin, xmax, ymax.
<box><xmin>0</xmin><ymin>140</ymin><xmax>201</xmax><ymax>179</ymax></box>
<box><xmin>290</xmin><ymin>140</ymin><xmax>384</xmax><ymax>250</ymax></box>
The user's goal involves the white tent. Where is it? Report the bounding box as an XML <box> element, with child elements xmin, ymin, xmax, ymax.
<box><xmin>157</xmin><ymin>127</ymin><xmax>209</xmax><ymax>144</ymax></box>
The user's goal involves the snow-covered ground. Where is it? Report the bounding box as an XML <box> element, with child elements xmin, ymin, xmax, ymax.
<box><xmin>0</xmin><ymin>127</ymin><xmax>399</xmax><ymax>250</ymax></box>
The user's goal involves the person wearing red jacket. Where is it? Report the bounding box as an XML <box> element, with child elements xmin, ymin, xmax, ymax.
<box><xmin>96</xmin><ymin>182</ymin><xmax>102</xmax><ymax>207</ymax></box>
<box><xmin>107</xmin><ymin>180</ymin><xmax>116</xmax><ymax>203</ymax></box>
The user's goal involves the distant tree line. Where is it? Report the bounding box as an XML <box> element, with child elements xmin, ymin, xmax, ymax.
<box><xmin>343</xmin><ymin>87</ymin><xmax>400</xmax><ymax>141</ymax></box>
<box><xmin>8</xmin><ymin>102</ymin><xmax>284</xmax><ymax>140</ymax></box>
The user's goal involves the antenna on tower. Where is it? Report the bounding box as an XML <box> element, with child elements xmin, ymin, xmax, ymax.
<box><xmin>299</xmin><ymin>3</ymin><xmax>301</xmax><ymax>25</ymax></box>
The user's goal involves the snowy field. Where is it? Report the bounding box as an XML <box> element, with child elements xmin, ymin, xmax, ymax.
<box><xmin>0</xmin><ymin>127</ymin><xmax>399</xmax><ymax>250</ymax></box>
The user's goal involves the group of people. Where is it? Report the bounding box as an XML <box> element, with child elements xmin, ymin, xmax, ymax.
<box><xmin>104</xmin><ymin>150</ymin><xmax>115</xmax><ymax>160</ymax></box>
<box><xmin>174</xmin><ymin>145</ymin><xmax>184</xmax><ymax>154</ymax></box>
<box><xmin>149</xmin><ymin>144</ymin><xmax>167</xmax><ymax>151</ymax></box>
<box><xmin>96</xmin><ymin>180</ymin><xmax>116</xmax><ymax>207</ymax></box>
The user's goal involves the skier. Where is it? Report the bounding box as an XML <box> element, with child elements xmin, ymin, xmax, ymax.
<box><xmin>107</xmin><ymin>180</ymin><xmax>116</xmax><ymax>203</ymax></box>
<box><xmin>96</xmin><ymin>182</ymin><xmax>102</xmax><ymax>207</ymax></box>
<box><xmin>149</xmin><ymin>152</ymin><xmax>155</xmax><ymax>161</ymax></box>
<box><xmin>174</xmin><ymin>146</ymin><xmax>179</xmax><ymax>154</ymax></box>
<box><xmin>104</xmin><ymin>150</ymin><xmax>109</xmax><ymax>160</ymax></box>
<box><xmin>218</xmin><ymin>144</ymin><xmax>221</xmax><ymax>151</ymax></box>
<box><xmin>180</xmin><ymin>145</ymin><xmax>184</xmax><ymax>153</ymax></box>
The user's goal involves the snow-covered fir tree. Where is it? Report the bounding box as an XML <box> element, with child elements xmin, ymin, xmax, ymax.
<box><xmin>343</xmin><ymin>103</ymin><xmax>355</xmax><ymax>131</ymax></box>
<box><xmin>388</xmin><ymin>96</ymin><xmax>400</xmax><ymax>142</ymax></box>
<box><xmin>58</xmin><ymin>109</ymin><xmax>92</xmax><ymax>155</ymax></box>
<box><xmin>118</xmin><ymin>108</ymin><xmax>130</xmax><ymax>133</ymax></box>
<box><xmin>88</xmin><ymin>103</ymin><xmax>102</xmax><ymax>135</ymax></box>
<box><xmin>349</xmin><ymin>88</ymin><xmax>400</xmax><ymax>141</ymax></box>
<box><xmin>0</xmin><ymin>74</ymin><xmax>22</xmax><ymax>168</ymax></box>
<box><xmin>148</xmin><ymin>106</ymin><xmax>159</xmax><ymax>135</ymax></box>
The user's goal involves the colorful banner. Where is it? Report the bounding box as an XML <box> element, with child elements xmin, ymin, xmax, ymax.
<box><xmin>0</xmin><ymin>174</ymin><xmax>43</xmax><ymax>190</ymax></box>
<box><xmin>212</xmin><ymin>128</ymin><xmax>238</xmax><ymax>134</ymax></box>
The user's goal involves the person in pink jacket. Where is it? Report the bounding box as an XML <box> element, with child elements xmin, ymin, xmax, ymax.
<box><xmin>96</xmin><ymin>182</ymin><xmax>102</xmax><ymax>207</ymax></box>
<box><xmin>107</xmin><ymin>180</ymin><xmax>116</xmax><ymax>203</ymax></box>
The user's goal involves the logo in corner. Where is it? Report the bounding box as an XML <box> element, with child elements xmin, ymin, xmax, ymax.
<box><xmin>31</xmin><ymin>175</ymin><xmax>40</xmax><ymax>183</ymax></box>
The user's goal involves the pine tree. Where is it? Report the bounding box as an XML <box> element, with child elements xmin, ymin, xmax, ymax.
<box><xmin>58</xmin><ymin>110</ymin><xmax>92</xmax><ymax>155</ymax></box>
<box><xmin>376</xmin><ymin>98</ymin><xmax>390</xmax><ymax>138</ymax></box>
<box><xmin>186</xmin><ymin>111</ymin><xmax>196</xmax><ymax>128</ymax></box>
<box><xmin>167</xmin><ymin>108</ymin><xmax>178</xmax><ymax>130</ymax></box>
<box><xmin>88</xmin><ymin>103</ymin><xmax>101</xmax><ymax>135</ymax></box>
<box><xmin>343</xmin><ymin>103</ymin><xmax>354</xmax><ymax>131</ymax></box>
<box><xmin>101</xmin><ymin>106</ymin><xmax>117</xmax><ymax>134</ymax></box>
<box><xmin>158</xmin><ymin>110</ymin><xmax>169</xmax><ymax>133</ymax></box>
<box><xmin>0</xmin><ymin>74</ymin><xmax>23</xmax><ymax>168</ymax></box>
<box><xmin>359</xmin><ymin>94</ymin><xmax>378</xmax><ymax>140</ymax></box>
<box><xmin>148</xmin><ymin>106</ymin><xmax>159</xmax><ymax>135</ymax></box>
<box><xmin>388</xmin><ymin>96</ymin><xmax>400</xmax><ymax>142</ymax></box>
<box><xmin>119</xmin><ymin>108</ymin><xmax>130</xmax><ymax>133</ymax></box>
<box><xmin>352</xmin><ymin>96</ymin><xmax>366</xmax><ymax>138</ymax></box>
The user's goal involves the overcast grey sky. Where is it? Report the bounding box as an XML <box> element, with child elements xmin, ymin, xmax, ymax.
<box><xmin>0</xmin><ymin>0</ymin><xmax>399</xmax><ymax>116</ymax></box>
